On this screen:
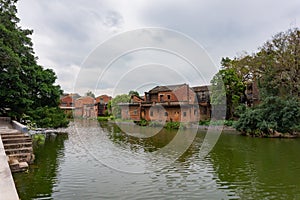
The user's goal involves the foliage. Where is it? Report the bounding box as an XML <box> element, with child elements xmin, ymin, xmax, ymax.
<box><xmin>85</xmin><ymin>90</ymin><xmax>95</xmax><ymax>98</ymax></box>
<box><xmin>254</xmin><ymin>28</ymin><xmax>300</xmax><ymax>98</ymax></box>
<box><xmin>234</xmin><ymin>96</ymin><xmax>300</xmax><ymax>135</ymax></box>
<box><xmin>164</xmin><ymin>121</ymin><xmax>181</xmax><ymax>129</ymax></box>
<box><xmin>198</xmin><ymin>120</ymin><xmax>235</xmax><ymax>127</ymax></box>
<box><xmin>128</xmin><ymin>90</ymin><xmax>139</xmax><ymax>97</ymax></box>
<box><xmin>97</xmin><ymin>116</ymin><xmax>110</xmax><ymax>121</ymax></box>
<box><xmin>211</xmin><ymin>68</ymin><xmax>245</xmax><ymax>119</ymax></box>
<box><xmin>0</xmin><ymin>0</ymin><xmax>66</xmax><ymax>127</ymax></box>
<box><xmin>33</xmin><ymin>134</ymin><xmax>46</xmax><ymax>145</ymax></box>
<box><xmin>136</xmin><ymin>119</ymin><xmax>148</xmax><ymax>126</ymax></box>
<box><xmin>110</xmin><ymin>94</ymin><xmax>130</xmax><ymax>118</ymax></box>
<box><xmin>224</xmin><ymin>28</ymin><xmax>300</xmax><ymax>100</ymax></box>
<box><xmin>28</xmin><ymin>106</ymin><xmax>69</xmax><ymax>128</ymax></box>
<box><xmin>199</xmin><ymin>120</ymin><xmax>210</xmax><ymax>126</ymax></box>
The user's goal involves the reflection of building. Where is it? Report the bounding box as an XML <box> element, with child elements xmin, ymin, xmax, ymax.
<box><xmin>74</xmin><ymin>96</ymin><xmax>96</xmax><ymax>118</ymax></box>
<box><xmin>119</xmin><ymin>83</ymin><xmax>211</xmax><ymax>123</ymax></box>
<box><xmin>59</xmin><ymin>93</ymin><xmax>80</xmax><ymax>115</ymax></box>
<box><xmin>95</xmin><ymin>95</ymin><xmax>112</xmax><ymax>116</ymax></box>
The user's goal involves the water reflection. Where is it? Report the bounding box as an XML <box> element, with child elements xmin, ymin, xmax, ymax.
<box><xmin>13</xmin><ymin>133</ymin><xmax>68</xmax><ymax>200</ymax></box>
<box><xmin>14</xmin><ymin>120</ymin><xmax>300</xmax><ymax>199</ymax></box>
<box><xmin>209</xmin><ymin>132</ymin><xmax>300</xmax><ymax>199</ymax></box>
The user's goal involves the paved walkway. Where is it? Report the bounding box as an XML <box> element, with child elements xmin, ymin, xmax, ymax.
<box><xmin>0</xmin><ymin>119</ymin><xmax>20</xmax><ymax>200</ymax></box>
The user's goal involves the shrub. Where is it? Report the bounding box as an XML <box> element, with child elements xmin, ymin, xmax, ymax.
<box><xmin>97</xmin><ymin>116</ymin><xmax>110</xmax><ymax>121</ymax></box>
<box><xmin>164</xmin><ymin>121</ymin><xmax>181</xmax><ymax>129</ymax></box>
<box><xmin>234</xmin><ymin>96</ymin><xmax>300</xmax><ymax>135</ymax></box>
<box><xmin>28</xmin><ymin>106</ymin><xmax>69</xmax><ymax>128</ymax></box>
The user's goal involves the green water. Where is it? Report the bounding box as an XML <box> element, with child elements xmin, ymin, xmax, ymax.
<box><xmin>13</xmin><ymin>120</ymin><xmax>300</xmax><ymax>199</ymax></box>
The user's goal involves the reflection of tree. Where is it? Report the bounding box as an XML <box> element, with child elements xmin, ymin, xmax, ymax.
<box><xmin>208</xmin><ymin>133</ymin><xmax>300</xmax><ymax>199</ymax></box>
<box><xmin>101</xmin><ymin>121</ymin><xmax>207</xmax><ymax>163</ymax></box>
<box><xmin>13</xmin><ymin>134</ymin><xmax>68</xmax><ymax>199</ymax></box>
<box><xmin>102</xmin><ymin>122</ymin><xmax>181</xmax><ymax>152</ymax></box>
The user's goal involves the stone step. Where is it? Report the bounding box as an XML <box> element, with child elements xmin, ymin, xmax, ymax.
<box><xmin>4</xmin><ymin>142</ymin><xmax>33</xmax><ymax>149</ymax></box>
<box><xmin>0</xmin><ymin>132</ymin><xmax>24</xmax><ymax>137</ymax></box>
<box><xmin>5</xmin><ymin>147</ymin><xmax>33</xmax><ymax>155</ymax></box>
<box><xmin>2</xmin><ymin>137</ymin><xmax>32</xmax><ymax>144</ymax></box>
<box><xmin>8</xmin><ymin>153</ymin><xmax>34</xmax><ymax>163</ymax></box>
<box><xmin>0</xmin><ymin>129</ymin><xmax>21</xmax><ymax>135</ymax></box>
<box><xmin>1</xmin><ymin>134</ymin><xmax>29</xmax><ymax>139</ymax></box>
<box><xmin>8</xmin><ymin>159</ymin><xmax>29</xmax><ymax>173</ymax></box>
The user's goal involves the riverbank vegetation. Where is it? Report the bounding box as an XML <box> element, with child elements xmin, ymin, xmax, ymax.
<box><xmin>0</xmin><ymin>0</ymin><xmax>68</xmax><ymax>128</ymax></box>
<box><xmin>214</xmin><ymin>28</ymin><xmax>300</xmax><ymax>136</ymax></box>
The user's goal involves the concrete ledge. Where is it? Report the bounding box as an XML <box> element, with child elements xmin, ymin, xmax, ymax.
<box><xmin>0</xmin><ymin>135</ymin><xmax>19</xmax><ymax>200</ymax></box>
<box><xmin>12</xmin><ymin>120</ymin><xmax>28</xmax><ymax>134</ymax></box>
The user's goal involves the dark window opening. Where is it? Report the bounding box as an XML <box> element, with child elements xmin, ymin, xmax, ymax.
<box><xmin>164</xmin><ymin>112</ymin><xmax>168</xmax><ymax>116</ymax></box>
<box><xmin>160</xmin><ymin>95</ymin><xmax>164</xmax><ymax>102</ymax></box>
<box><xmin>183</xmin><ymin>112</ymin><xmax>187</xmax><ymax>117</ymax></box>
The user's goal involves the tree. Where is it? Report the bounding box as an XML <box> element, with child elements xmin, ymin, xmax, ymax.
<box><xmin>0</xmin><ymin>0</ymin><xmax>67</xmax><ymax>127</ymax></box>
<box><xmin>128</xmin><ymin>90</ymin><xmax>139</xmax><ymax>97</ymax></box>
<box><xmin>211</xmin><ymin>68</ymin><xmax>245</xmax><ymax>119</ymax></box>
<box><xmin>231</xmin><ymin>28</ymin><xmax>300</xmax><ymax>135</ymax></box>
<box><xmin>85</xmin><ymin>90</ymin><xmax>95</xmax><ymax>98</ymax></box>
<box><xmin>254</xmin><ymin>28</ymin><xmax>300</xmax><ymax>98</ymax></box>
<box><xmin>110</xmin><ymin>94</ymin><xmax>130</xmax><ymax>118</ymax></box>
<box><xmin>235</xmin><ymin>97</ymin><xmax>300</xmax><ymax>136</ymax></box>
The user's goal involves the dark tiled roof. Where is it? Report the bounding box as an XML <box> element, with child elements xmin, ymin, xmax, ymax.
<box><xmin>192</xmin><ymin>85</ymin><xmax>210</xmax><ymax>92</ymax></box>
<box><xmin>148</xmin><ymin>83</ymin><xmax>187</xmax><ymax>94</ymax></box>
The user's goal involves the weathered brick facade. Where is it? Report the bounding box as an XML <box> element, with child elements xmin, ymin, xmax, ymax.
<box><xmin>95</xmin><ymin>95</ymin><xmax>112</xmax><ymax>116</ymax></box>
<box><xmin>120</xmin><ymin>84</ymin><xmax>211</xmax><ymax>123</ymax></box>
<box><xmin>74</xmin><ymin>96</ymin><xmax>96</xmax><ymax>118</ymax></box>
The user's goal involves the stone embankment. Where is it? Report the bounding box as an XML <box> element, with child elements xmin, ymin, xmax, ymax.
<box><xmin>0</xmin><ymin>117</ymin><xmax>21</xmax><ymax>200</ymax></box>
<box><xmin>0</xmin><ymin>118</ymin><xmax>34</xmax><ymax>172</ymax></box>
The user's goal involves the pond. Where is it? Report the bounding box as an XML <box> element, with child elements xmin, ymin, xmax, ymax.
<box><xmin>13</xmin><ymin>120</ymin><xmax>300</xmax><ymax>199</ymax></box>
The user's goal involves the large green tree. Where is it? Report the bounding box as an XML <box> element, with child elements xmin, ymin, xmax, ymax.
<box><xmin>231</xmin><ymin>28</ymin><xmax>300</xmax><ymax>135</ymax></box>
<box><xmin>211</xmin><ymin>68</ymin><xmax>245</xmax><ymax>120</ymax></box>
<box><xmin>0</xmin><ymin>0</ymin><xmax>67</xmax><ymax>127</ymax></box>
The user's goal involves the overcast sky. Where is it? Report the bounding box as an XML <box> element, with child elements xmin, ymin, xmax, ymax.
<box><xmin>17</xmin><ymin>0</ymin><xmax>300</xmax><ymax>96</ymax></box>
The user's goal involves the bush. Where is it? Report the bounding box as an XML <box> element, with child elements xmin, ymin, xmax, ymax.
<box><xmin>97</xmin><ymin>116</ymin><xmax>110</xmax><ymax>121</ymax></box>
<box><xmin>28</xmin><ymin>106</ymin><xmax>69</xmax><ymax>128</ymax></box>
<box><xmin>199</xmin><ymin>120</ymin><xmax>210</xmax><ymax>126</ymax></box>
<box><xmin>164</xmin><ymin>121</ymin><xmax>181</xmax><ymax>129</ymax></box>
<box><xmin>234</xmin><ymin>96</ymin><xmax>300</xmax><ymax>135</ymax></box>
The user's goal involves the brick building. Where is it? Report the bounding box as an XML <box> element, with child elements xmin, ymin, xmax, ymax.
<box><xmin>95</xmin><ymin>95</ymin><xmax>112</xmax><ymax>116</ymax></box>
<box><xmin>74</xmin><ymin>96</ymin><xmax>96</xmax><ymax>118</ymax></box>
<box><xmin>119</xmin><ymin>84</ymin><xmax>211</xmax><ymax>123</ymax></box>
<box><xmin>59</xmin><ymin>93</ymin><xmax>80</xmax><ymax>115</ymax></box>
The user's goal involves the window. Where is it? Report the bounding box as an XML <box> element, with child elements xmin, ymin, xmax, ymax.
<box><xmin>160</xmin><ymin>94</ymin><xmax>164</xmax><ymax>102</ymax></box>
<box><xmin>150</xmin><ymin>111</ymin><xmax>153</xmax><ymax>116</ymax></box>
<box><xmin>133</xmin><ymin>110</ymin><xmax>137</xmax><ymax>115</ymax></box>
<box><xmin>167</xmin><ymin>95</ymin><xmax>170</xmax><ymax>100</ymax></box>
<box><xmin>164</xmin><ymin>112</ymin><xmax>168</xmax><ymax>116</ymax></box>
<box><xmin>183</xmin><ymin>112</ymin><xmax>187</xmax><ymax>117</ymax></box>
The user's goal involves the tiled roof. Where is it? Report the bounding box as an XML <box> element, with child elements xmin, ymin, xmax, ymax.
<box><xmin>148</xmin><ymin>83</ymin><xmax>187</xmax><ymax>94</ymax></box>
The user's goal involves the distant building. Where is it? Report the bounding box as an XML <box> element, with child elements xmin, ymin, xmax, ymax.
<box><xmin>119</xmin><ymin>83</ymin><xmax>211</xmax><ymax>123</ymax></box>
<box><xmin>74</xmin><ymin>96</ymin><xmax>96</xmax><ymax>118</ymax></box>
<box><xmin>60</xmin><ymin>94</ymin><xmax>80</xmax><ymax>115</ymax></box>
<box><xmin>245</xmin><ymin>81</ymin><xmax>260</xmax><ymax>107</ymax></box>
<box><xmin>192</xmin><ymin>85</ymin><xmax>211</xmax><ymax>121</ymax></box>
<box><xmin>95</xmin><ymin>95</ymin><xmax>112</xmax><ymax>116</ymax></box>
